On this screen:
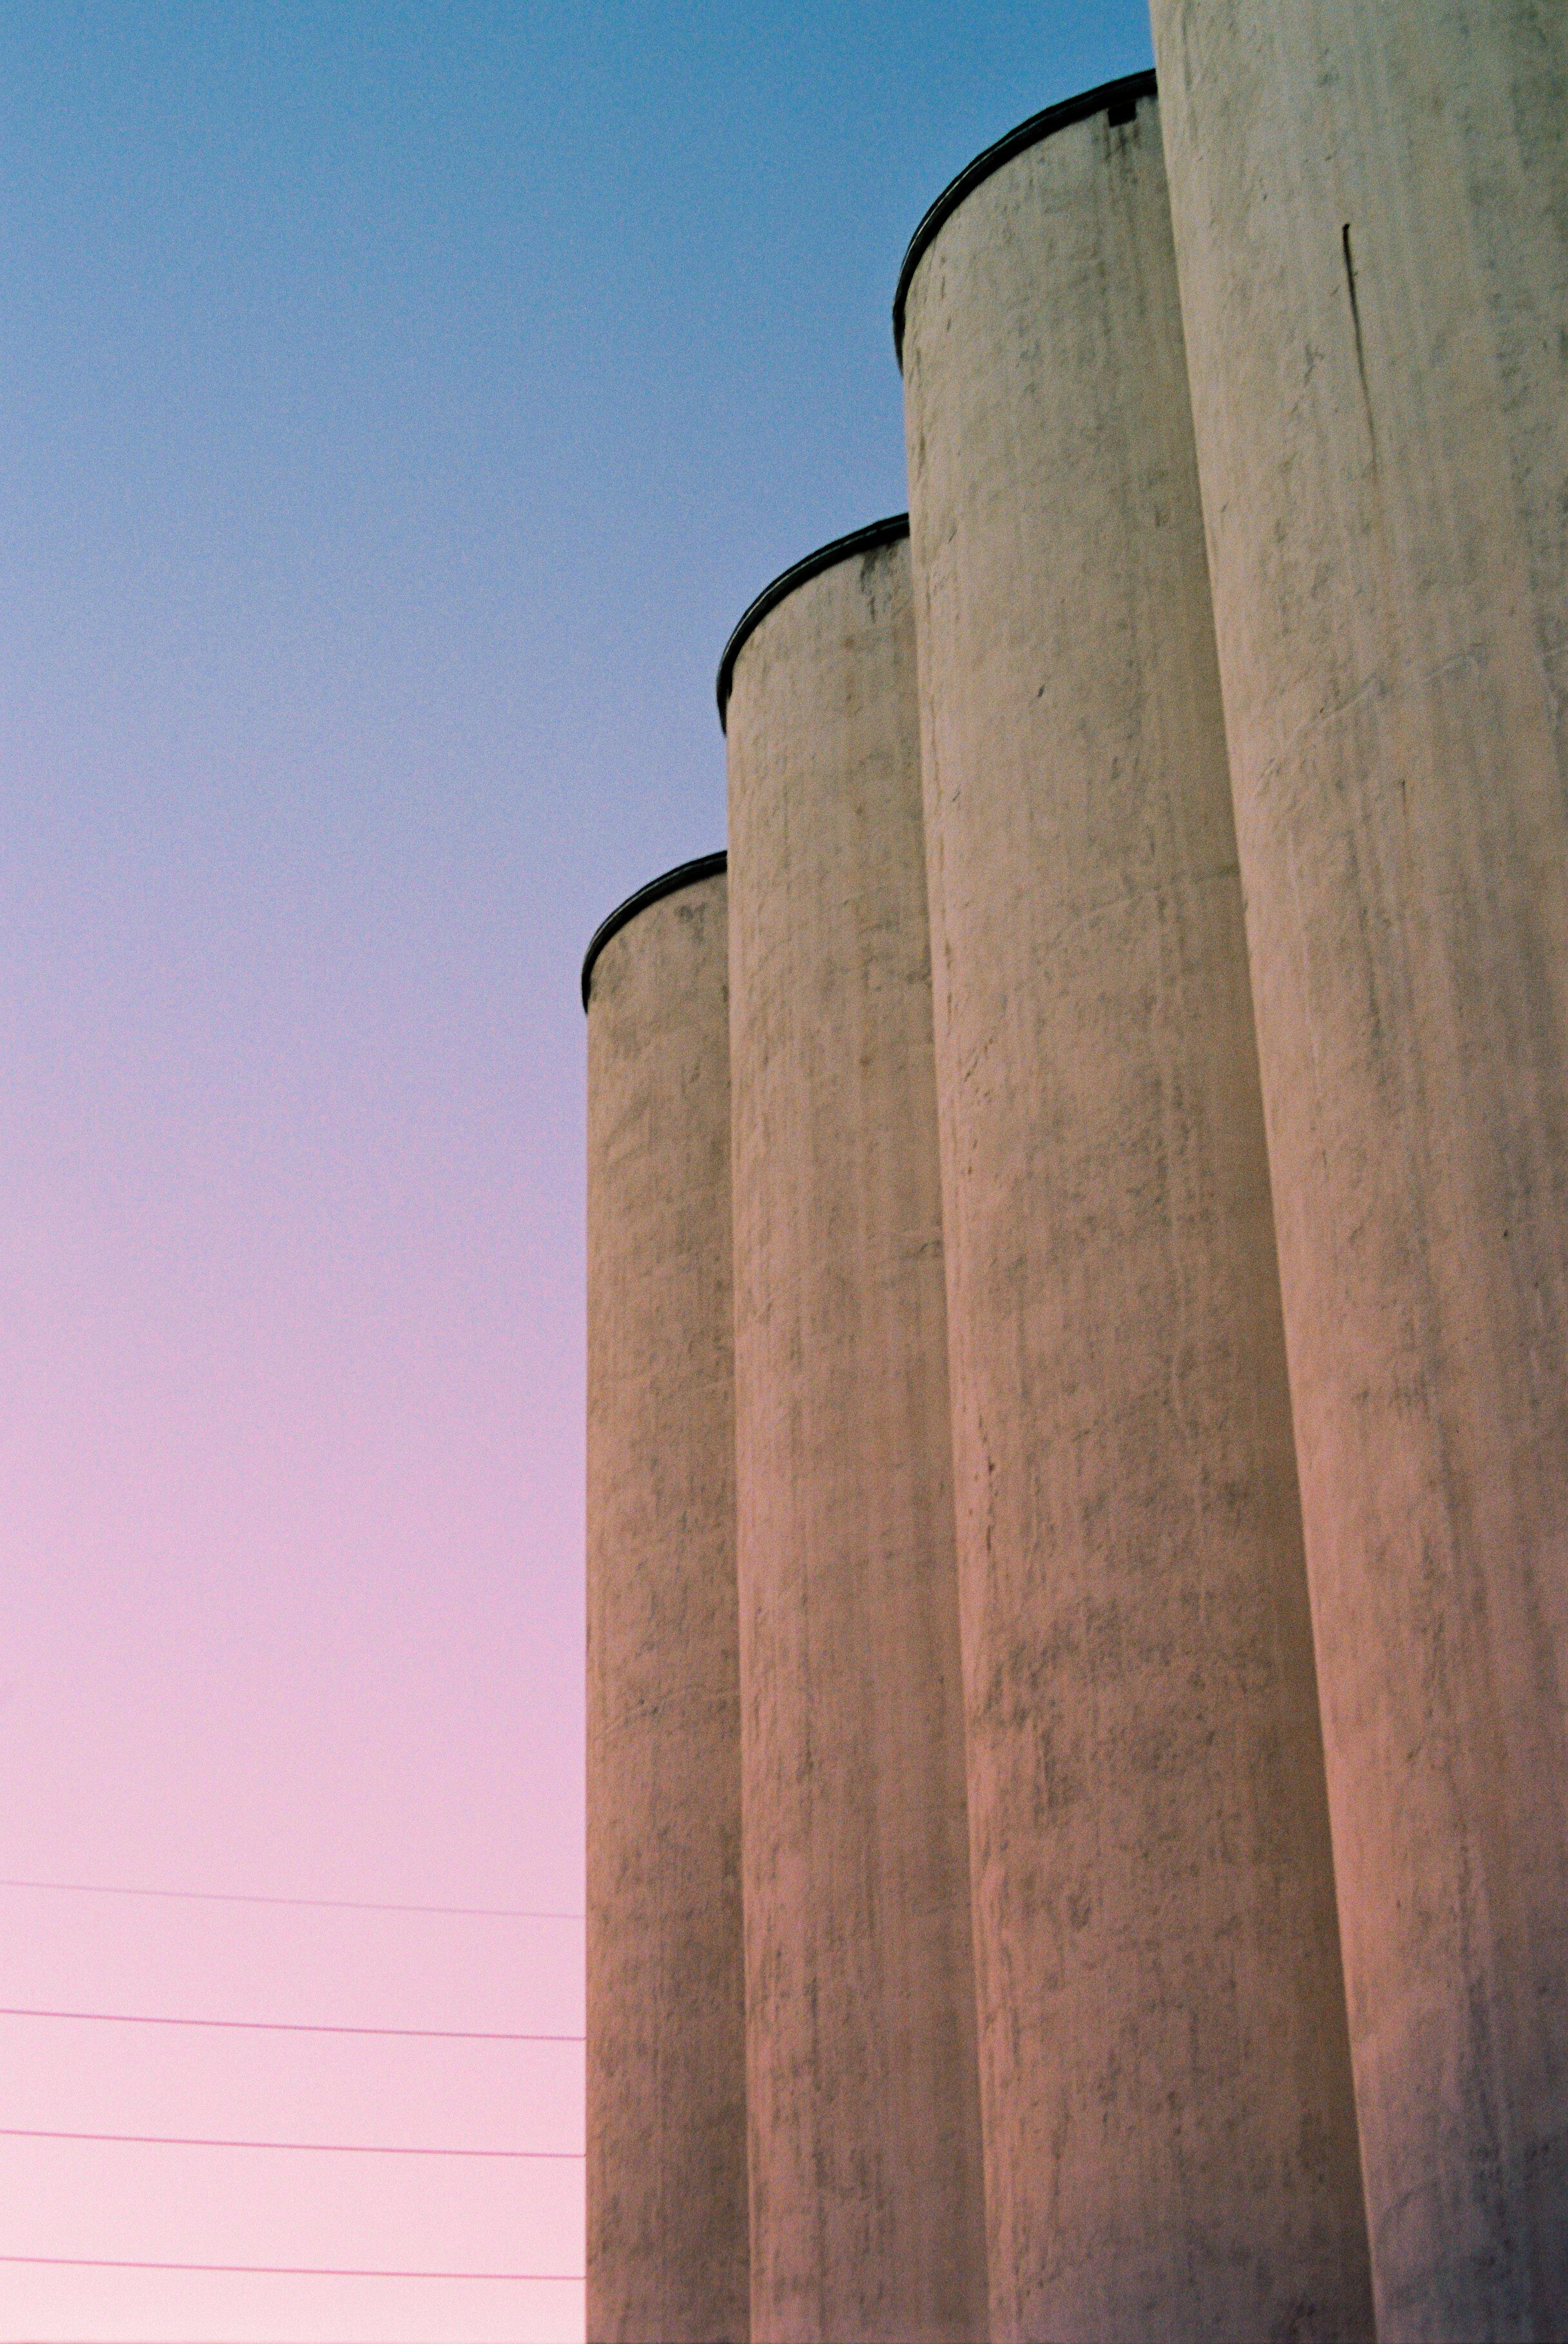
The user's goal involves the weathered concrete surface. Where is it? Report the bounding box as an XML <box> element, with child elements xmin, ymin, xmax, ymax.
<box><xmin>585</xmin><ymin>865</ymin><xmax>749</xmax><ymax>2344</ymax></box>
<box><xmin>900</xmin><ymin>90</ymin><xmax>1373</xmax><ymax>2343</ymax></box>
<box><xmin>1146</xmin><ymin>9</ymin><xmax>1568</xmax><ymax>2335</ymax></box>
<box><xmin>725</xmin><ymin>529</ymin><xmax>989</xmax><ymax>2344</ymax></box>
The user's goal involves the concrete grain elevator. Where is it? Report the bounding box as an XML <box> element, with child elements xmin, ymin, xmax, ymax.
<box><xmin>582</xmin><ymin>857</ymin><xmax>750</xmax><ymax>2344</ymax></box>
<box><xmin>720</xmin><ymin>522</ymin><xmax>987</xmax><ymax>2344</ymax></box>
<box><xmin>896</xmin><ymin>77</ymin><xmax>1371</xmax><ymax>2342</ymax></box>
<box><xmin>1146</xmin><ymin>6</ymin><xmax>1568</xmax><ymax>2334</ymax></box>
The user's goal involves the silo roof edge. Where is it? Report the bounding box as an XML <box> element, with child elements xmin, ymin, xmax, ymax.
<box><xmin>580</xmin><ymin>849</ymin><xmax>729</xmax><ymax>1011</ymax></box>
<box><xmin>715</xmin><ymin>513</ymin><xmax>911</xmax><ymax>733</ymax></box>
<box><xmin>891</xmin><ymin>69</ymin><xmax>1159</xmax><ymax>366</ymax></box>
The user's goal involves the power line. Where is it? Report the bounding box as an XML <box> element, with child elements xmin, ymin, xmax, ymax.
<box><xmin>0</xmin><ymin>2006</ymin><xmax>583</xmax><ymax>2042</ymax></box>
<box><xmin>0</xmin><ymin>1876</ymin><xmax>583</xmax><ymax>1921</ymax></box>
<box><xmin>0</xmin><ymin>2125</ymin><xmax>582</xmax><ymax>2159</ymax></box>
<box><xmin>0</xmin><ymin>2255</ymin><xmax>581</xmax><ymax>2281</ymax></box>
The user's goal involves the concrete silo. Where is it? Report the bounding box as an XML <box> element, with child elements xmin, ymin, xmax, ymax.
<box><xmin>896</xmin><ymin>82</ymin><xmax>1372</xmax><ymax>2342</ymax></box>
<box><xmin>1146</xmin><ymin>8</ymin><xmax>1568</xmax><ymax>2333</ymax></box>
<box><xmin>582</xmin><ymin>855</ymin><xmax>750</xmax><ymax>2344</ymax></box>
<box><xmin>720</xmin><ymin>523</ymin><xmax>988</xmax><ymax>2344</ymax></box>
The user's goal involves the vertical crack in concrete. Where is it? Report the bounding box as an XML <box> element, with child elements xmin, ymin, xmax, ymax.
<box><xmin>1341</xmin><ymin>222</ymin><xmax>1377</xmax><ymax>455</ymax></box>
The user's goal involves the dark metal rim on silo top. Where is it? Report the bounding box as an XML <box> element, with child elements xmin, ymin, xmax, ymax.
<box><xmin>715</xmin><ymin>513</ymin><xmax>911</xmax><ymax>733</ymax></box>
<box><xmin>580</xmin><ymin>849</ymin><xmax>728</xmax><ymax>1012</ymax></box>
<box><xmin>891</xmin><ymin>68</ymin><xmax>1158</xmax><ymax>365</ymax></box>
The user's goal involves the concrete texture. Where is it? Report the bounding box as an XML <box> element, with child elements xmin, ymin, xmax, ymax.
<box><xmin>1147</xmin><ymin>8</ymin><xmax>1568</xmax><ymax>2334</ymax></box>
<box><xmin>724</xmin><ymin>527</ymin><xmax>989</xmax><ymax>2344</ymax></box>
<box><xmin>584</xmin><ymin>862</ymin><xmax>749</xmax><ymax>2344</ymax></box>
<box><xmin>900</xmin><ymin>88</ymin><xmax>1374</xmax><ymax>2343</ymax></box>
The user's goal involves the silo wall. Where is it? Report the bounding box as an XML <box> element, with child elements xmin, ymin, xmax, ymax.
<box><xmin>897</xmin><ymin>83</ymin><xmax>1373</xmax><ymax>2343</ymax></box>
<box><xmin>721</xmin><ymin>524</ymin><xmax>989</xmax><ymax>2344</ymax></box>
<box><xmin>583</xmin><ymin>856</ymin><xmax>750</xmax><ymax>2344</ymax></box>
<box><xmin>1145</xmin><ymin>8</ymin><xmax>1568</xmax><ymax>2334</ymax></box>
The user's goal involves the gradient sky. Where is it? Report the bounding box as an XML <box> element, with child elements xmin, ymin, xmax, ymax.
<box><xmin>0</xmin><ymin>6</ymin><xmax>1150</xmax><ymax>2338</ymax></box>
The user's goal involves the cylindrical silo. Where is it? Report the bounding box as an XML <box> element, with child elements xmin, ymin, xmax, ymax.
<box><xmin>583</xmin><ymin>853</ymin><xmax>749</xmax><ymax>2344</ymax></box>
<box><xmin>720</xmin><ymin>522</ymin><xmax>989</xmax><ymax>2344</ymax></box>
<box><xmin>1145</xmin><ymin>10</ymin><xmax>1568</xmax><ymax>2334</ymax></box>
<box><xmin>896</xmin><ymin>82</ymin><xmax>1372</xmax><ymax>2343</ymax></box>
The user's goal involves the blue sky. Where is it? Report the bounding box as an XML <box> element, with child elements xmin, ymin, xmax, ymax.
<box><xmin>0</xmin><ymin>1</ymin><xmax>1154</xmax><ymax>929</ymax></box>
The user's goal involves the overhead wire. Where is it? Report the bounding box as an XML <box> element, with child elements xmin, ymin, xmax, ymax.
<box><xmin>0</xmin><ymin>2124</ymin><xmax>581</xmax><ymax>2158</ymax></box>
<box><xmin>0</xmin><ymin>2005</ymin><xmax>582</xmax><ymax>2041</ymax></box>
<box><xmin>1</xmin><ymin>1875</ymin><xmax>586</xmax><ymax>2293</ymax></box>
<box><xmin>0</xmin><ymin>2254</ymin><xmax>581</xmax><ymax>2281</ymax></box>
<box><xmin>0</xmin><ymin>1877</ymin><xmax>583</xmax><ymax>1921</ymax></box>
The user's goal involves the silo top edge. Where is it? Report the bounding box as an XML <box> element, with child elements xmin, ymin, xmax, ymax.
<box><xmin>715</xmin><ymin>513</ymin><xmax>911</xmax><ymax>732</ymax></box>
<box><xmin>580</xmin><ymin>849</ymin><xmax>728</xmax><ymax>1012</ymax></box>
<box><xmin>891</xmin><ymin>68</ymin><xmax>1159</xmax><ymax>365</ymax></box>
